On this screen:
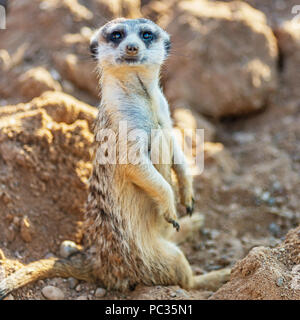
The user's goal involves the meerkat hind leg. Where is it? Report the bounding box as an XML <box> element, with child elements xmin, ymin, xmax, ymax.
<box><xmin>192</xmin><ymin>268</ymin><xmax>231</xmax><ymax>291</ymax></box>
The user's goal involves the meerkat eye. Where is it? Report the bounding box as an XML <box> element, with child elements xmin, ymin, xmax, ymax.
<box><xmin>142</xmin><ymin>31</ymin><xmax>153</xmax><ymax>41</ymax></box>
<box><xmin>110</xmin><ymin>31</ymin><xmax>123</xmax><ymax>42</ymax></box>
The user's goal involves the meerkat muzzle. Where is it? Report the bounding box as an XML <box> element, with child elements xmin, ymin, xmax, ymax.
<box><xmin>125</xmin><ymin>43</ymin><xmax>139</xmax><ymax>56</ymax></box>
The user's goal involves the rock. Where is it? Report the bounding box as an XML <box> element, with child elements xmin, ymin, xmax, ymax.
<box><xmin>20</xmin><ymin>216</ymin><xmax>34</xmax><ymax>243</ymax></box>
<box><xmin>274</xmin><ymin>21</ymin><xmax>300</xmax><ymax>100</ymax></box>
<box><xmin>163</xmin><ymin>0</ymin><xmax>278</xmax><ymax>117</ymax></box>
<box><xmin>211</xmin><ymin>226</ymin><xmax>300</xmax><ymax>300</ymax></box>
<box><xmin>276</xmin><ymin>277</ymin><xmax>284</xmax><ymax>287</ymax></box>
<box><xmin>42</xmin><ymin>286</ymin><xmax>64</xmax><ymax>300</ymax></box>
<box><xmin>53</xmin><ymin>53</ymin><xmax>99</xmax><ymax>98</ymax></box>
<box><xmin>68</xmin><ymin>277</ymin><xmax>79</xmax><ymax>289</ymax></box>
<box><xmin>75</xmin><ymin>284</ymin><xmax>82</xmax><ymax>292</ymax></box>
<box><xmin>44</xmin><ymin>253</ymin><xmax>56</xmax><ymax>259</ymax></box>
<box><xmin>95</xmin><ymin>287</ymin><xmax>106</xmax><ymax>298</ymax></box>
<box><xmin>18</xmin><ymin>67</ymin><xmax>62</xmax><ymax>100</ymax></box>
<box><xmin>59</xmin><ymin>240</ymin><xmax>80</xmax><ymax>258</ymax></box>
<box><xmin>175</xmin><ymin>288</ymin><xmax>189</xmax><ymax>298</ymax></box>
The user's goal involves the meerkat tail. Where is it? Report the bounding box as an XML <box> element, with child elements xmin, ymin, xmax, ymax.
<box><xmin>0</xmin><ymin>256</ymin><xmax>93</xmax><ymax>300</ymax></box>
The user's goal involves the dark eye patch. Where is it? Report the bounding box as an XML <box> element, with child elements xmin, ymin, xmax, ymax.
<box><xmin>139</xmin><ymin>30</ymin><xmax>158</xmax><ymax>47</ymax></box>
<box><xmin>102</xmin><ymin>26</ymin><xmax>126</xmax><ymax>45</ymax></box>
<box><xmin>110</xmin><ymin>31</ymin><xmax>124</xmax><ymax>42</ymax></box>
<box><xmin>141</xmin><ymin>31</ymin><xmax>154</xmax><ymax>41</ymax></box>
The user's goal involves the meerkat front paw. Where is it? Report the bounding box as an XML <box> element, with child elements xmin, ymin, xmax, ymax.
<box><xmin>159</xmin><ymin>189</ymin><xmax>180</xmax><ymax>231</ymax></box>
<box><xmin>163</xmin><ymin>204</ymin><xmax>180</xmax><ymax>232</ymax></box>
<box><xmin>165</xmin><ymin>216</ymin><xmax>180</xmax><ymax>232</ymax></box>
<box><xmin>179</xmin><ymin>176</ymin><xmax>195</xmax><ymax>216</ymax></box>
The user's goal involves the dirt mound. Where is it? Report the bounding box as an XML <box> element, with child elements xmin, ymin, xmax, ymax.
<box><xmin>211</xmin><ymin>226</ymin><xmax>300</xmax><ymax>300</ymax></box>
<box><xmin>0</xmin><ymin>91</ymin><xmax>96</xmax><ymax>262</ymax></box>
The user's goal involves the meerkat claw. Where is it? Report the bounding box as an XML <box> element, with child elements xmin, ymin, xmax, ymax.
<box><xmin>186</xmin><ymin>198</ymin><xmax>195</xmax><ymax>216</ymax></box>
<box><xmin>170</xmin><ymin>220</ymin><xmax>180</xmax><ymax>232</ymax></box>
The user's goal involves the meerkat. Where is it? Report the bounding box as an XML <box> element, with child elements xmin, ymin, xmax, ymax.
<box><xmin>0</xmin><ymin>18</ymin><xmax>230</xmax><ymax>299</ymax></box>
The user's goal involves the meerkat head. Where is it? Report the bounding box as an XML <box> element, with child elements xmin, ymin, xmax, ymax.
<box><xmin>90</xmin><ymin>18</ymin><xmax>171</xmax><ymax>69</ymax></box>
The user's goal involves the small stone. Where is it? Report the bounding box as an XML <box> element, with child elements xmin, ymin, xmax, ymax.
<box><xmin>175</xmin><ymin>289</ymin><xmax>189</xmax><ymax>298</ymax></box>
<box><xmin>68</xmin><ymin>277</ymin><xmax>79</xmax><ymax>289</ymax></box>
<box><xmin>276</xmin><ymin>277</ymin><xmax>284</xmax><ymax>287</ymax></box>
<box><xmin>267</xmin><ymin>197</ymin><xmax>276</xmax><ymax>206</ymax></box>
<box><xmin>170</xmin><ymin>292</ymin><xmax>177</xmax><ymax>297</ymax></box>
<box><xmin>42</xmin><ymin>286</ymin><xmax>64</xmax><ymax>300</ymax></box>
<box><xmin>20</xmin><ymin>216</ymin><xmax>34</xmax><ymax>243</ymax></box>
<box><xmin>59</xmin><ymin>240</ymin><xmax>80</xmax><ymax>258</ymax></box>
<box><xmin>269</xmin><ymin>223</ymin><xmax>281</xmax><ymax>237</ymax></box>
<box><xmin>1</xmin><ymin>192</ymin><xmax>11</xmax><ymax>204</ymax></box>
<box><xmin>261</xmin><ymin>192</ymin><xmax>270</xmax><ymax>201</ymax></box>
<box><xmin>44</xmin><ymin>252</ymin><xmax>55</xmax><ymax>259</ymax></box>
<box><xmin>95</xmin><ymin>287</ymin><xmax>106</xmax><ymax>298</ymax></box>
<box><xmin>12</xmin><ymin>216</ymin><xmax>20</xmax><ymax>226</ymax></box>
<box><xmin>75</xmin><ymin>284</ymin><xmax>82</xmax><ymax>292</ymax></box>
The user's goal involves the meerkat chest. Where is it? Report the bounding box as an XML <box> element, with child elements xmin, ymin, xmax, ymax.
<box><xmin>148</xmin><ymin>88</ymin><xmax>172</xmax><ymax>129</ymax></box>
<box><xmin>147</xmin><ymin>90</ymin><xmax>174</xmax><ymax>166</ymax></box>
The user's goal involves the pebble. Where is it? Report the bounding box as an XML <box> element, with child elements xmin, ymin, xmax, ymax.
<box><xmin>276</xmin><ymin>277</ymin><xmax>284</xmax><ymax>287</ymax></box>
<box><xmin>175</xmin><ymin>289</ymin><xmax>189</xmax><ymax>298</ymax></box>
<box><xmin>20</xmin><ymin>216</ymin><xmax>34</xmax><ymax>243</ymax></box>
<box><xmin>95</xmin><ymin>287</ymin><xmax>106</xmax><ymax>298</ymax></box>
<box><xmin>42</xmin><ymin>286</ymin><xmax>64</xmax><ymax>300</ymax></box>
<box><xmin>44</xmin><ymin>252</ymin><xmax>55</xmax><ymax>259</ymax></box>
<box><xmin>59</xmin><ymin>240</ymin><xmax>80</xmax><ymax>258</ymax></box>
<box><xmin>75</xmin><ymin>284</ymin><xmax>82</xmax><ymax>292</ymax></box>
<box><xmin>261</xmin><ymin>192</ymin><xmax>270</xmax><ymax>201</ymax></box>
<box><xmin>68</xmin><ymin>277</ymin><xmax>79</xmax><ymax>289</ymax></box>
<box><xmin>269</xmin><ymin>222</ymin><xmax>281</xmax><ymax>237</ymax></box>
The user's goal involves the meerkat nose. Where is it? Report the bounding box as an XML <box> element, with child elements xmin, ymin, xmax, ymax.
<box><xmin>90</xmin><ymin>40</ymin><xmax>98</xmax><ymax>60</ymax></box>
<box><xmin>126</xmin><ymin>43</ymin><xmax>139</xmax><ymax>56</ymax></box>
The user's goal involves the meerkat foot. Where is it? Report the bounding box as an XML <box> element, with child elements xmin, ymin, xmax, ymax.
<box><xmin>193</xmin><ymin>268</ymin><xmax>231</xmax><ymax>291</ymax></box>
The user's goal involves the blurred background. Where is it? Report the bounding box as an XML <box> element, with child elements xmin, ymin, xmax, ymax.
<box><xmin>0</xmin><ymin>0</ymin><xmax>299</xmax><ymax>300</ymax></box>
